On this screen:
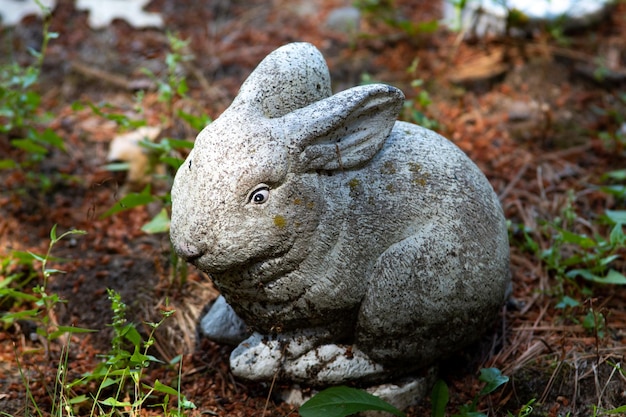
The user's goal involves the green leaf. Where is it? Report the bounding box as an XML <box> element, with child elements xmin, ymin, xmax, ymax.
<box><xmin>21</xmin><ymin>70</ymin><xmax>39</xmax><ymax>89</ymax></box>
<box><xmin>0</xmin><ymin>287</ymin><xmax>40</xmax><ymax>301</ymax></box>
<box><xmin>177</xmin><ymin>109</ymin><xmax>211</xmax><ymax>131</ymax></box>
<box><xmin>604</xmin><ymin>269</ymin><xmax>626</xmax><ymax>285</ymax></box>
<box><xmin>130</xmin><ymin>349</ymin><xmax>149</xmax><ymax>366</ymax></box>
<box><xmin>141</xmin><ymin>208</ymin><xmax>170</xmax><ymax>234</ymax></box>
<box><xmin>122</xmin><ymin>325</ymin><xmax>142</xmax><ymax>346</ymax></box>
<box><xmin>599</xmin><ymin>255</ymin><xmax>621</xmax><ymax>269</ymax></box>
<box><xmin>430</xmin><ymin>379</ymin><xmax>449</xmax><ymax>417</ymax></box>
<box><xmin>100</xmin><ymin>377</ymin><xmax>121</xmax><ymax>389</ymax></box>
<box><xmin>160</xmin><ymin>155</ymin><xmax>184</xmax><ymax>170</ymax></box>
<box><xmin>151</xmin><ymin>379</ymin><xmax>179</xmax><ymax>396</ymax></box>
<box><xmin>169</xmin><ymin>354</ymin><xmax>183</xmax><ymax>365</ymax></box>
<box><xmin>107</xmin><ymin>368</ymin><xmax>131</xmax><ymax>377</ymax></box>
<box><xmin>555</xmin><ymin>295</ymin><xmax>581</xmax><ymax>309</ymax></box>
<box><xmin>1</xmin><ymin>308</ymin><xmax>40</xmax><ymax>322</ymax></box>
<box><xmin>68</xmin><ymin>394</ymin><xmax>89</xmax><ymax>404</ymax></box>
<box><xmin>27</xmin><ymin>251</ymin><xmax>45</xmax><ymax>262</ymax></box>
<box><xmin>99</xmin><ymin>397</ymin><xmax>132</xmax><ymax>407</ymax></box>
<box><xmin>144</xmin><ymin>354</ymin><xmax>163</xmax><ymax>364</ymax></box>
<box><xmin>605</xmin><ymin>405</ymin><xmax>626</xmax><ymax>414</ymax></box>
<box><xmin>71</xmin><ymin>101</ymin><xmax>85</xmax><ymax>111</ymax></box>
<box><xmin>567</xmin><ymin>269</ymin><xmax>626</xmax><ymax>285</ymax></box>
<box><xmin>180</xmin><ymin>397</ymin><xmax>197</xmax><ymax>409</ymax></box>
<box><xmin>604</xmin><ymin>169</ymin><xmax>626</xmax><ymax>181</ymax></box>
<box><xmin>100</xmin><ymin>186</ymin><xmax>155</xmax><ymax>218</ymax></box>
<box><xmin>299</xmin><ymin>386</ymin><xmax>405</xmax><ymax>417</ymax></box>
<box><xmin>0</xmin><ymin>159</ymin><xmax>18</xmax><ymax>169</ymax></box>
<box><xmin>606</xmin><ymin>210</ymin><xmax>626</xmax><ymax>225</ymax></box>
<box><xmin>39</xmin><ymin>128</ymin><xmax>65</xmax><ymax>151</ymax></box>
<box><xmin>103</xmin><ymin>162</ymin><xmax>131</xmax><ymax>172</ymax></box>
<box><xmin>600</xmin><ymin>185</ymin><xmax>626</xmax><ymax>198</ymax></box>
<box><xmin>177</xmin><ymin>78</ymin><xmax>188</xmax><ymax>96</ymax></box>
<box><xmin>556</xmin><ymin>228</ymin><xmax>596</xmax><ymax>248</ymax></box>
<box><xmin>55</xmin><ymin>325</ymin><xmax>97</xmax><ymax>334</ymax></box>
<box><xmin>11</xmin><ymin>138</ymin><xmax>47</xmax><ymax>155</ymax></box>
<box><xmin>50</xmin><ymin>223</ymin><xmax>58</xmax><ymax>241</ymax></box>
<box><xmin>478</xmin><ymin>368</ymin><xmax>509</xmax><ymax>395</ymax></box>
<box><xmin>417</xmin><ymin>19</ymin><xmax>439</xmax><ymax>33</ymax></box>
<box><xmin>164</xmin><ymin>137</ymin><xmax>195</xmax><ymax>150</ymax></box>
<box><xmin>609</xmin><ymin>224</ymin><xmax>624</xmax><ymax>246</ymax></box>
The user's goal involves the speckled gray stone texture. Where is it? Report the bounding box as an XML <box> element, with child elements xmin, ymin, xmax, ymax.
<box><xmin>170</xmin><ymin>42</ymin><xmax>511</xmax><ymax>385</ymax></box>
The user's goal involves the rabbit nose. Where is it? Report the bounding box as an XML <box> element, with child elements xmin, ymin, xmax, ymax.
<box><xmin>176</xmin><ymin>241</ymin><xmax>203</xmax><ymax>262</ymax></box>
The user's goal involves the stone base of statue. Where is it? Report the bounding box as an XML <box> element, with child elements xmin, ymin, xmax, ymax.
<box><xmin>280</xmin><ymin>367</ymin><xmax>438</xmax><ymax>415</ymax></box>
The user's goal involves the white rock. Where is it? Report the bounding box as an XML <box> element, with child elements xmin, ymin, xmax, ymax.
<box><xmin>107</xmin><ymin>126</ymin><xmax>160</xmax><ymax>189</ymax></box>
<box><xmin>442</xmin><ymin>0</ymin><xmax>613</xmax><ymax>36</ymax></box>
<box><xmin>0</xmin><ymin>0</ymin><xmax>56</xmax><ymax>26</ymax></box>
<box><xmin>200</xmin><ymin>295</ymin><xmax>249</xmax><ymax>345</ymax></box>
<box><xmin>75</xmin><ymin>0</ymin><xmax>163</xmax><ymax>29</ymax></box>
<box><xmin>325</xmin><ymin>6</ymin><xmax>361</xmax><ymax>33</ymax></box>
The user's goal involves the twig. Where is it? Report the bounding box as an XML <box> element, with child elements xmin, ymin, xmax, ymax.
<box><xmin>70</xmin><ymin>60</ymin><xmax>155</xmax><ymax>90</ymax></box>
<box><xmin>263</xmin><ymin>370</ymin><xmax>279</xmax><ymax>417</ymax></box>
<box><xmin>596</xmin><ymin>360</ymin><xmax>619</xmax><ymax>411</ymax></box>
<box><xmin>498</xmin><ymin>161</ymin><xmax>530</xmax><ymax>201</ymax></box>
<box><xmin>539</xmin><ymin>353</ymin><xmax>565</xmax><ymax>404</ymax></box>
<box><xmin>573</xmin><ymin>351</ymin><xmax>579</xmax><ymax>416</ymax></box>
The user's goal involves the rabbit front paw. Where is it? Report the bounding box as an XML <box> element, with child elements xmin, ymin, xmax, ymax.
<box><xmin>285</xmin><ymin>344</ymin><xmax>385</xmax><ymax>384</ymax></box>
<box><xmin>230</xmin><ymin>334</ymin><xmax>385</xmax><ymax>384</ymax></box>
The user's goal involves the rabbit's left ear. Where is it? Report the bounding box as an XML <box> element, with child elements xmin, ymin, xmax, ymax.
<box><xmin>280</xmin><ymin>84</ymin><xmax>404</xmax><ymax>172</ymax></box>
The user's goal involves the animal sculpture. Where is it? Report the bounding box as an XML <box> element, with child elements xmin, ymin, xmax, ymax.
<box><xmin>170</xmin><ymin>42</ymin><xmax>510</xmax><ymax>384</ymax></box>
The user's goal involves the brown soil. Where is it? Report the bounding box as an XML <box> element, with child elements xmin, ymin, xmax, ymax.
<box><xmin>1</xmin><ymin>0</ymin><xmax>626</xmax><ymax>416</ymax></box>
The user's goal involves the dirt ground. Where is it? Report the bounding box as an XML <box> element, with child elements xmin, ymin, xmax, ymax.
<box><xmin>1</xmin><ymin>0</ymin><xmax>626</xmax><ymax>416</ymax></box>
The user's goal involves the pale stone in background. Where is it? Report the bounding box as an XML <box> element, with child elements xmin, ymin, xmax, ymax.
<box><xmin>0</xmin><ymin>0</ymin><xmax>163</xmax><ymax>28</ymax></box>
<box><xmin>442</xmin><ymin>0</ymin><xmax>613</xmax><ymax>35</ymax></box>
<box><xmin>0</xmin><ymin>0</ymin><xmax>56</xmax><ymax>25</ymax></box>
<box><xmin>75</xmin><ymin>0</ymin><xmax>163</xmax><ymax>29</ymax></box>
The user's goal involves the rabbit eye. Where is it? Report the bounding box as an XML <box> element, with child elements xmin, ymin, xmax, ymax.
<box><xmin>249</xmin><ymin>185</ymin><xmax>270</xmax><ymax>204</ymax></box>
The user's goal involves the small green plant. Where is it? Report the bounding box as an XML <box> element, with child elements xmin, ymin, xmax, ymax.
<box><xmin>518</xmin><ymin>187</ymin><xmax>626</xmax><ymax>306</ymax></box>
<box><xmin>70</xmin><ymin>289</ymin><xmax>196</xmax><ymax>415</ymax></box>
<box><xmin>86</xmin><ymin>33</ymin><xmax>210</xmax><ymax>285</ymax></box>
<box><xmin>431</xmin><ymin>367</ymin><xmax>509</xmax><ymax>417</ymax></box>
<box><xmin>447</xmin><ymin>0</ymin><xmax>467</xmax><ymax>32</ymax></box>
<box><xmin>0</xmin><ymin>225</ymin><xmax>89</xmax><ymax>356</ymax></box>
<box><xmin>1</xmin><ymin>225</ymin><xmax>92</xmax><ymax>416</ymax></box>
<box><xmin>582</xmin><ymin>308</ymin><xmax>607</xmax><ymax>338</ymax></box>
<box><xmin>300</xmin><ymin>385</ymin><xmax>405</xmax><ymax>417</ymax></box>
<box><xmin>507</xmin><ymin>398</ymin><xmax>536</xmax><ymax>417</ymax></box>
<box><xmin>353</xmin><ymin>0</ymin><xmax>438</xmax><ymax>37</ymax></box>
<box><xmin>0</xmin><ymin>2</ymin><xmax>65</xmax><ymax>171</ymax></box>
<box><xmin>403</xmin><ymin>59</ymin><xmax>439</xmax><ymax>130</ymax></box>
<box><xmin>595</xmin><ymin>93</ymin><xmax>626</xmax><ymax>154</ymax></box>
<box><xmin>601</xmin><ymin>169</ymin><xmax>626</xmax><ymax>200</ymax></box>
<box><xmin>141</xmin><ymin>32</ymin><xmax>197</xmax><ymax>128</ymax></box>
<box><xmin>97</xmin><ymin>32</ymin><xmax>209</xmax><ymax>234</ymax></box>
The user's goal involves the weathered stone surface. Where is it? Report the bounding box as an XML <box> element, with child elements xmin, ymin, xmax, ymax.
<box><xmin>170</xmin><ymin>42</ymin><xmax>511</xmax><ymax>387</ymax></box>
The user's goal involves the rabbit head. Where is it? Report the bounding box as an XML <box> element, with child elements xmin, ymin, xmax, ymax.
<box><xmin>170</xmin><ymin>43</ymin><xmax>404</xmax><ymax>286</ymax></box>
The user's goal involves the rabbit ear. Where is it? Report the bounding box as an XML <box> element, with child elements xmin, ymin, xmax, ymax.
<box><xmin>231</xmin><ymin>42</ymin><xmax>332</xmax><ymax>118</ymax></box>
<box><xmin>281</xmin><ymin>84</ymin><xmax>404</xmax><ymax>172</ymax></box>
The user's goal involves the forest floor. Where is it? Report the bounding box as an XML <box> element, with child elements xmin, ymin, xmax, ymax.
<box><xmin>1</xmin><ymin>0</ymin><xmax>626</xmax><ymax>416</ymax></box>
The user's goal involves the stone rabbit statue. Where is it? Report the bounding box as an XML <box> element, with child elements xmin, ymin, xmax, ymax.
<box><xmin>170</xmin><ymin>42</ymin><xmax>511</xmax><ymax>385</ymax></box>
